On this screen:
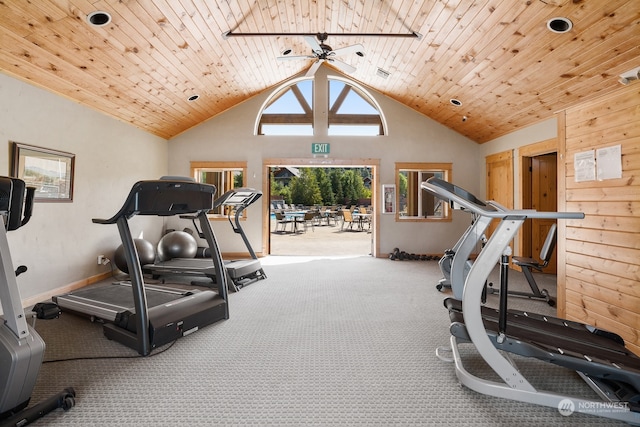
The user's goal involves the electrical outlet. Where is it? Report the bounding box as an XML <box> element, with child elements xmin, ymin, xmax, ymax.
<box><xmin>97</xmin><ymin>255</ymin><xmax>105</xmax><ymax>265</ymax></box>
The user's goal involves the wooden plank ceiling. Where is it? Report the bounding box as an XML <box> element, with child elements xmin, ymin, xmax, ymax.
<box><xmin>0</xmin><ymin>0</ymin><xmax>638</xmax><ymax>142</ymax></box>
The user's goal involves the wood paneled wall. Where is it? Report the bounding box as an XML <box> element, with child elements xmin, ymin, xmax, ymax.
<box><xmin>557</xmin><ymin>84</ymin><xmax>640</xmax><ymax>355</ymax></box>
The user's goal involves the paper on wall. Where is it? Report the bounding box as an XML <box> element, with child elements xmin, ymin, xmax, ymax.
<box><xmin>596</xmin><ymin>144</ymin><xmax>622</xmax><ymax>181</ymax></box>
<box><xmin>574</xmin><ymin>150</ymin><xmax>595</xmax><ymax>182</ymax></box>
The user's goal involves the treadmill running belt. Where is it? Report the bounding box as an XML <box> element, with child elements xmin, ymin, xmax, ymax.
<box><xmin>54</xmin><ymin>284</ymin><xmax>194</xmax><ymax>321</ymax></box>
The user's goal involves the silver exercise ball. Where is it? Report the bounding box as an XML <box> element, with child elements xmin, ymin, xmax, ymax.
<box><xmin>113</xmin><ymin>238</ymin><xmax>156</xmax><ymax>273</ymax></box>
<box><xmin>157</xmin><ymin>230</ymin><xmax>198</xmax><ymax>261</ymax></box>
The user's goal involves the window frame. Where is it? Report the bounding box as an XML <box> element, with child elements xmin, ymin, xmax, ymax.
<box><xmin>327</xmin><ymin>77</ymin><xmax>385</xmax><ymax>136</ymax></box>
<box><xmin>255</xmin><ymin>75</ymin><xmax>386</xmax><ymax>136</ymax></box>
<box><xmin>256</xmin><ymin>78</ymin><xmax>314</xmax><ymax>136</ymax></box>
<box><xmin>190</xmin><ymin>161</ymin><xmax>247</xmax><ymax>220</ymax></box>
<box><xmin>395</xmin><ymin>162</ymin><xmax>452</xmax><ymax>222</ymax></box>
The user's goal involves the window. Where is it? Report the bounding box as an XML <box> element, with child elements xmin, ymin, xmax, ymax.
<box><xmin>256</xmin><ymin>75</ymin><xmax>385</xmax><ymax>136</ymax></box>
<box><xmin>257</xmin><ymin>79</ymin><xmax>313</xmax><ymax>136</ymax></box>
<box><xmin>191</xmin><ymin>161</ymin><xmax>246</xmax><ymax>218</ymax></box>
<box><xmin>328</xmin><ymin>78</ymin><xmax>384</xmax><ymax>136</ymax></box>
<box><xmin>396</xmin><ymin>162</ymin><xmax>452</xmax><ymax>221</ymax></box>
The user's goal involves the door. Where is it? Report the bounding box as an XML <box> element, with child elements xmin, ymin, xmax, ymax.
<box><xmin>530</xmin><ymin>153</ymin><xmax>558</xmax><ymax>273</ymax></box>
<box><xmin>486</xmin><ymin>150</ymin><xmax>514</xmax><ymax>240</ymax></box>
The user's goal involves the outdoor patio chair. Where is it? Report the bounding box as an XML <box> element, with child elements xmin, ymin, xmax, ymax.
<box><xmin>341</xmin><ymin>209</ymin><xmax>355</xmax><ymax>231</ymax></box>
<box><xmin>301</xmin><ymin>211</ymin><xmax>317</xmax><ymax>233</ymax></box>
<box><xmin>274</xmin><ymin>211</ymin><xmax>292</xmax><ymax>233</ymax></box>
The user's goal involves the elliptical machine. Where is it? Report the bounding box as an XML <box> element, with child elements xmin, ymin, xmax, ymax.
<box><xmin>0</xmin><ymin>177</ymin><xmax>75</xmax><ymax>426</ymax></box>
<box><xmin>436</xmin><ymin>209</ymin><xmax>493</xmax><ymax>299</ymax></box>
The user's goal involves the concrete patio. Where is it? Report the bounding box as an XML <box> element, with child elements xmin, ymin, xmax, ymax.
<box><xmin>269</xmin><ymin>217</ymin><xmax>372</xmax><ymax>257</ymax></box>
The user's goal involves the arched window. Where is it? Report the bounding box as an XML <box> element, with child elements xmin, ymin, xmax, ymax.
<box><xmin>257</xmin><ymin>79</ymin><xmax>313</xmax><ymax>136</ymax></box>
<box><xmin>328</xmin><ymin>78</ymin><xmax>384</xmax><ymax>136</ymax></box>
<box><xmin>256</xmin><ymin>75</ymin><xmax>385</xmax><ymax>136</ymax></box>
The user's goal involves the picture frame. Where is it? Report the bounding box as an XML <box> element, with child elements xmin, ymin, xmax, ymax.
<box><xmin>382</xmin><ymin>184</ymin><xmax>395</xmax><ymax>214</ymax></box>
<box><xmin>10</xmin><ymin>142</ymin><xmax>75</xmax><ymax>202</ymax></box>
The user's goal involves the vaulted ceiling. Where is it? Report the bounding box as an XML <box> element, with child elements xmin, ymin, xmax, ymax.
<box><xmin>0</xmin><ymin>1</ymin><xmax>638</xmax><ymax>143</ymax></box>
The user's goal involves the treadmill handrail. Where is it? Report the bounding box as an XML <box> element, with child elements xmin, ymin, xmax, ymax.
<box><xmin>93</xmin><ymin>179</ymin><xmax>216</xmax><ymax>224</ymax></box>
<box><xmin>421</xmin><ymin>177</ymin><xmax>584</xmax><ymax>220</ymax></box>
<box><xmin>88</xmin><ymin>178</ymin><xmax>228</xmax><ymax>356</ymax></box>
<box><xmin>213</xmin><ymin>187</ymin><xmax>262</xmax><ymax>209</ymax></box>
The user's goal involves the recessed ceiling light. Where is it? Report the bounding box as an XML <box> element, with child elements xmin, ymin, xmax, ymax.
<box><xmin>546</xmin><ymin>17</ymin><xmax>572</xmax><ymax>33</ymax></box>
<box><xmin>450</xmin><ymin>99</ymin><xmax>462</xmax><ymax>106</ymax></box>
<box><xmin>87</xmin><ymin>11</ymin><xmax>112</xmax><ymax>27</ymax></box>
<box><xmin>187</xmin><ymin>94</ymin><xmax>199</xmax><ymax>102</ymax></box>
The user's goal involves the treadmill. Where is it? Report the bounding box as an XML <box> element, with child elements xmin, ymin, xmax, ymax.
<box><xmin>54</xmin><ymin>178</ymin><xmax>229</xmax><ymax>356</ymax></box>
<box><xmin>423</xmin><ymin>177</ymin><xmax>640</xmax><ymax>424</ymax></box>
<box><xmin>144</xmin><ymin>188</ymin><xmax>267</xmax><ymax>292</ymax></box>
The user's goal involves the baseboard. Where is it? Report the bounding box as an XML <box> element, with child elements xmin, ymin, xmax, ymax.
<box><xmin>22</xmin><ymin>271</ymin><xmax>113</xmax><ymax>309</ymax></box>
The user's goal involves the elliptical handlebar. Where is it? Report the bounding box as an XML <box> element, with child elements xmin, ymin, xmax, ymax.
<box><xmin>0</xmin><ymin>177</ymin><xmax>36</xmax><ymax>231</ymax></box>
<box><xmin>20</xmin><ymin>186</ymin><xmax>35</xmax><ymax>228</ymax></box>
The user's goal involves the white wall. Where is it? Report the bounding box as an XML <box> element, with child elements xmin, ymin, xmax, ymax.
<box><xmin>168</xmin><ymin>66</ymin><xmax>482</xmax><ymax>255</ymax></box>
<box><xmin>0</xmin><ymin>73</ymin><xmax>168</xmax><ymax>302</ymax></box>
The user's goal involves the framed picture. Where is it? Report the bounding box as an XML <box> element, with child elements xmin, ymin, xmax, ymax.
<box><xmin>10</xmin><ymin>142</ymin><xmax>75</xmax><ymax>202</ymax></box>
<box><xmin>382</xmin><ymin>184</ymin><xmax>395</xmax><ymax>214</ymax></box>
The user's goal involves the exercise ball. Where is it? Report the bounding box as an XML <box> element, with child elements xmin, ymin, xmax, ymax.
<box><xmin>157</xmin><ymin>230</ymin><xmax>197</xmax><ymax>261</ymax></box>
<box><xmin>113</xmin><ymin>238</ymin><xmax>156</xmax><ymax>273</ymax></box>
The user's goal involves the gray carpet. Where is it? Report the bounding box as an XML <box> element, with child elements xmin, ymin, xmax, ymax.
<box><xmin>26</xmin><ymin>256</ymin><xmax>626</xmax><ymax>426</ymax></box>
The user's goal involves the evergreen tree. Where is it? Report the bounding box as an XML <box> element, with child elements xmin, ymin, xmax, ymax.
<box><xmin>329</xmin><ymin>168</ymin><xmax>344</xmax><ymax>205</ymax></box>
<box><xmin>270</xmin><ymin>171</ymin><xmax>292</xmax><ymax>204</ymax></box>
<box><xmin>340</xmin><ymin>169</ymin><xmax>366</xmax><ymax>205</ymax></box>
<box><xmin>315</xmin><ymin>168</ymin><xmax>335</xmax><ymax>205</ymax></box>
<box><xmin>290</xmin><ymin>168</ymin><xmax>322</xmax><ymax>206</ymax></box>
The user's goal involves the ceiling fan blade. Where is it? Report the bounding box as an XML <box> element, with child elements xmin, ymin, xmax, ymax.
<box><xmin>304</xmin><ymin>35</ymin><xmax>323</xmax><ymax>54</ymax></box>
<box><xmin>305</xmin><ymin>60</ymin><xmax>323</xmax><ymax>77</ymax></box>
<box><xmin>329</xmin><ymin>58</ymin><xmax>357</xmax><ymax>74</ymax></box>
<box><xmin>332</xmin><ymin>44</ymin><xmax>365</xmax><ymax>57</ymax></box>
<box><xmin>277</xmin><ymin>55</ymin><xmax>315</xmax><ymax>61</ymax></box>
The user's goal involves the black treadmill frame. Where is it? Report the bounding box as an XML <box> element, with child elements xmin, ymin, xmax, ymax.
<box><xmin>145</xmin><ymin>187</ymin><xmax>266</xmax><ymax>291</ymax></box>
<box><xmin>92</xmin><ymin>178</ymin><xmax>229</xmax><ymax>356</ymax></box>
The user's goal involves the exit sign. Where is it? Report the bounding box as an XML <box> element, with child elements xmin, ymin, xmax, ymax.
<box><xmin>312</xmin><ymin>143</ymin><xmax>330</xmax><ymax>154</ymax></box>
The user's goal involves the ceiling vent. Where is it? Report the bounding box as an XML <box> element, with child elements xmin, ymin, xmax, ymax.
<box><xmin>376</xmin><ymin>68</ymin><xmax>390</xmax><ymax>79</ymax></box>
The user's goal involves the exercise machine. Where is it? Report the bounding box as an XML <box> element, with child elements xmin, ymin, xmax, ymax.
<box><xmin>437</xmin><ymin>192</ymin><xmax>556</xmax><ymax>306</ymax></box>
<box><xmin>486</xmin><ymin>223</ymin><xmax>556</xmax><ymax>306</ymax></box>
<box><xmin>423</xmin><ymin>177</ymin><xmax>640</xmax><ymax>424</ymax></box>
<box><xmin>436</xmin><ymin>211</ymin><xmax>489</xmax><ymax>295</ymax></box>
<box><xmin>0</xmin><ymin>177</ymin><xmax>76</xmax><ymax>426</ymax></box>
<box><xmin>54</xmin><ymin>178</ymin><xmax>229</xmax><ymax>356</ymax></box>
<box><xmin>435</xmin><ymin>186</ymin><xmax>494</xmax><ymax>300</ymax></box>
<box><xmin>144</xmin><ymin>188</ymin><xmax>266</xmax><ymax>292</ymax></box>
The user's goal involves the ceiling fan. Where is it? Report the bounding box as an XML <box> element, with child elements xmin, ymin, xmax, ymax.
<box><xmin>276</xmin><ymin>33</ymin><xmax>364</xmax><ymax>77</ymax></box>
<box><xmin>223</xmin><ymin>30</ymin><xmax>422</xmax><ymax>76</ymax></box>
